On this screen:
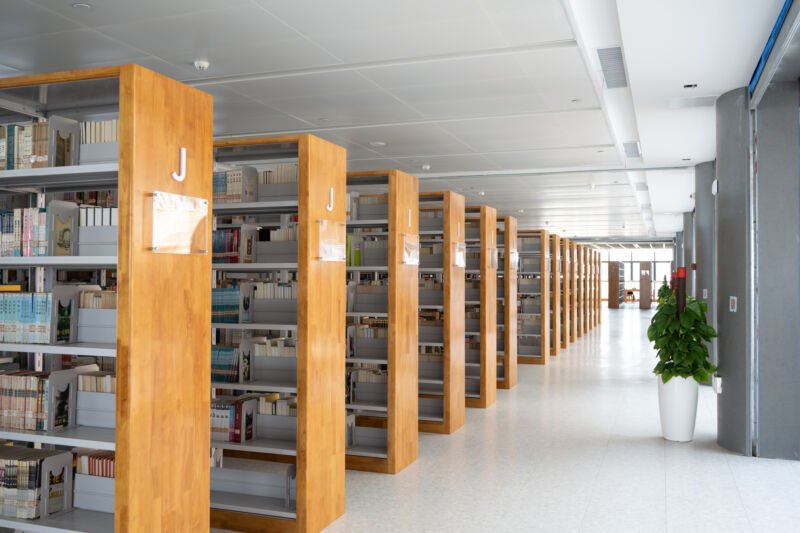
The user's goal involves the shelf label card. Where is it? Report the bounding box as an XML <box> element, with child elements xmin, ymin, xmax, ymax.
<box><xmin>454</xmin><ymin>242</ymin><xmax>466</xmax><ymax>268</ymax></box>
<box><xmin>148</xmin><ymin>191</ymin><xmax>208</xmax><ymax>254</ymax></box>
<box><xmin>317</xmin><ymin>219</ymin><xmax>346</xmax><ymax>261</ymax></box>
<box><xmin>403</xmin><ymin>233</ymin><xmax>419</xmax><ymax>266</ymax></box>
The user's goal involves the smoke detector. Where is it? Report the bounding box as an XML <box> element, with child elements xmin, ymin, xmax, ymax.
<box><xmin>421</xmin><ymin>164</ymin><xmax>431</xmax><ymax>171</ymax></box>
<box><xmin>194</xmin><ymin>59</ymin><xmax>211</xmax><ymax>72</ymax></box>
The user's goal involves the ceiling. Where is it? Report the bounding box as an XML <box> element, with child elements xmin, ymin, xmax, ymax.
<box><xmin>0</xmin><ymin>0</ymin><xmax>787</xmax><ymax>240</ymax></box>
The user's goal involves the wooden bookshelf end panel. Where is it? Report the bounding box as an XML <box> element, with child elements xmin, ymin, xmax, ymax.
<box><xmin>443</xmin><ymin>192</ymin><xmax>466</xmax><ymax>432</ymax></box>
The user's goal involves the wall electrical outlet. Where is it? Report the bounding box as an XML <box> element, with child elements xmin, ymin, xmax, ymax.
<box><xmin>729</xmin><ymin>296</ymin><xmax>738</xmax><ymax>312</ymax></box>
<box><xmin>702</xmin><ymin>288</ymin><xmax>708</xmax><ymax>299</ymax></box>
<box><xmin>712</xmin><ymin>375</ymin><xmax>723</xmax><ymax>394</ymax></box>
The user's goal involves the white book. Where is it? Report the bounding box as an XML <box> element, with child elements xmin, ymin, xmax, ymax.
<box><xmin>102</xmin><ymin>207</ymin><xmax>111</xmax><ymax>226</ymax></box>
<box><xmin>111</xmin><ymin>207</ymin><xmax>118</xmax><ymax>226</ymax></box>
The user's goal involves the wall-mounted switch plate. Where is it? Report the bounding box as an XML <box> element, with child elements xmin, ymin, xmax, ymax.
<box><xmin>729</xmin><ymin>296</ymin><xmax>737</xmax><ymax>312</ymax></box>
<box><xmin>702</xmin><ymin>288</ymin><xmax>708</xmax><ymax>299</ymax></box>
<box><xmin>712</xmin><ymin>375</ymin><xmax>723</xmax><ymax>394</ymax></box>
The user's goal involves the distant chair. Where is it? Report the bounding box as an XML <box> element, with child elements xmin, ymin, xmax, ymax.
<box><xmin>625</xmin><ymin>290</ymin><xmax>635</xmax><ymax>303</ymax></box>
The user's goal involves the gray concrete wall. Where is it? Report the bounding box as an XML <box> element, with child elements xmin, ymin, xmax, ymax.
<box><xmin>754</xmin><ymin>81</ymin><xmax>800</xmax><ymax>460</ymax></box>
<box><xmin>683</xmin><ymin>212</ymin><xmax>695</xmax><ymax>297</ymax></box>
<box><xmin>715</xmin><ymin>87</ymin><xmax>753</xmax><ymax>456</ymax></box>
<box><xmin>694</xmin><ymin>161</ymin><xmax>717</xmax><ymax>366</ymax></box>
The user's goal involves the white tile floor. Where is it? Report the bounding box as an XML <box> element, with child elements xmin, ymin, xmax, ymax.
<box><xmin>215</xmin><ymin>306</ymin><xmax>800</xmax><ymax>533</ymax></box>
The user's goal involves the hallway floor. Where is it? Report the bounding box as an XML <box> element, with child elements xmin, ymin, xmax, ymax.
<box><xmin>320</xmin><ymin>307</ymin><xmax>800</xmax><ymax>533</ymax></box>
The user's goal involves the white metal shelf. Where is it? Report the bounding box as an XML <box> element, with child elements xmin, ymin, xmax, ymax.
<box><xmin>211</xmin><ymin>323</ymin><xmax>298</xmax><ymax>331</ymax></box>
<box><xmin>211</xmin><ymin>490</ymin><xmax>296</xmax><ymax>520</ymax></box>
<box><xmin>346</xmin><ymin>443</ymin><xmax>388</xmax><ymax>459</ymax></box>
<box><xmin>0</xmin><ymin>163</ymin><xmax>118</xmax><ymax>190</ymax></box>
<box><xmin>0</xmin><ymin>425</ymin><xmax>115</xmax><ymax>450</ymax></box>
<box><xmin>213</xmin><ymin>262</ymin><xmax>298</xmax><ymax>272</ymax></box>
<box><xmin>211</xmin><ymin>437</ymin><xmax>296</xmax><ymax>456</ymax></box>
<box><xmin>346</xmin><ymin>219</ymin><xmax>389</xmax><ymax>227</ymax></box>
<box><xmin>212</xmin><ymin>379</ymin><xmax>297</xmax><ymax>393</ymax></box>
<box><xmin>0</xmin><ymin>256</ymin><xmax>117</xmax><ymax>269</ymax></box>
<box><xmin>0</xmin><ymin>508</ymin><xmax>114</xmax><ymax>533</ymax></box>
<box><xmin>213</xmin><ymin>200</ymin><xmax>298</xmax><ymax>216</ymax></box>
<box><xmin>0</xmin><ymin>342</ymin><xmax>116</xmax><ymax>357</ymax></box>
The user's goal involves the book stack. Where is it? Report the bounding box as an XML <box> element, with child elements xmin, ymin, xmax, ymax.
<box><xmin>0</xmin><ymin>371</ymin><xmax>51</xmax><ymax>431</ymax></box>
<box><xmin>75</xmin><ymin>450</ymin><xmax>115</xmax><ymax>478</ymax></box>
<box><xmin>80</xmin><ymin>120</ymin><xmax>118</xmax><ymax>145</ymax></box>
<box><xmin>0</xmin><ymin>448</ymin><xmax>70</xmax><ymax>519</ymax></box>
<box><xmin>259</xmin><ymin>163</ymin><xmax>298</xmax><ymax>184</ymax></box>
<box><xmin>253</xmin><ymin>338</ymin><xmax>296</xmax><ymax>358</ymax></box>
<box><xmin>79</xmin><ymin>206</ymin><xmax>118</xmax><ymax>227</ymax></box>
<box><xmin>211</xmin><ymin>346</ymin><xmax>238</xmax><ymax>383</ymax></box>
<box><xmin>348</xmin><ymin>364</ymin><xmax>387</xmax><ymax>385</ymax></box>
<box><xmin>0</xmin><ymin>208</ymin><xmax>48</xmax><ymax>257</ymax></box>
<box><xmin>211</xmin><ymin>288</ymin><xmax>240</xmax><ymax>323</ymax></box>
<box><xmin>252</xmin><ymin>281</ymin><xmax>297</xmax><ymax>300</ymax></box>
<box><xmin>0</xmin><ymin>292</ymin><xmax>52</xmax><ymax>344</ymax></box>
<box><xmin>210</xmin><ymin>395</ymin><xmax>257</xmax><ymax>443</ymax></box>
<box><xmin>61</xmin><ymin>191</ymin><xmax>117</xmax><ymax>208</ymax></box>
<box><xmin>78</xmin><ymin>371</ymin><xmax>115</xmax><ymax>393</ymax></box>
<box><xmin>268</xmin><ymin>226</ymin><xmax>297</xmax><ymax>242</ymax></box>
<box><xmin>212</xmin><ymin>166</ymin><xmax>258</xmax><ymax>204</ymax></box>
<box><xmin>258</xmin><ymin>393</ymin><xmax>297</xmax><ymax>416</ymax></box>
<box><xmin>79</xmin><ymin>290</ymin><xmax>116</xmax><ymax>310</ymax></box>
<box><xmin>212</xmin><ymin>228</ymin><xmax>240</xmax><ymax>263</ymax></box>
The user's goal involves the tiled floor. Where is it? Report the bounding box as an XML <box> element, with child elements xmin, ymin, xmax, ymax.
<box><xmin>320</xmin><ymin>307</ymin><xmax>800</xmax><ymax>533</ymax></box>
<box><xmin>214</xmin><ymin>306</ymin><xmax>800</xmax><ymax>533</ymax></box>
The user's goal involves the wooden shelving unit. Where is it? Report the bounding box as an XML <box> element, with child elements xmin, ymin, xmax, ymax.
<box><xmin>575</xmin><ymin>244</ymin><xmax>584</xmax><ymax>338</ymax></box>
<box><xmin>518</xmin><ymin>229</ymin><xmax>550</xmax><ymax>365</ymax></box>
<box><xmin>569</xmin><ymin>241</ymin><xmax>578</xmax><ymax>343</ymax></box>
<box><xmin>549</xmin><ymin>234</ymin><xmax>561</xmax><ymax>356</ymax></box>
<box><xmin>561</xmin><ymin>238</ymin><xmax>571</xmax><ymax>349</ymax></box>
<box><xmin>582</xmin><ymin>245</ymin><xmax>589</xmax><ymax>335</ymax></box>
<box><xmin>497</xmin><ymin>216</ymin><xmax>518</xmax><ymax>389</ymax></box>
<box><xmin>0</xmin><ymin>65</ymin><xmax>213</xmax><ymax>532</ymax></box>
<box><xmin>596</xmin><ymin>251</ymin><xmax>602</xmax><ymax>325</ymax></box>
<box><xmin>417</xmin><ymin>192</ymin><xmax>465</xmax><ymax>434</ymax></box>
<box><xmin>345</xmin><ymin>170</ymin><xmax>418</xmax><ymax>475</ymax></box>
<box><xmin>210</xmin><ymin>135</ymin><xmax>346</xmax><ymax>533</ymax></box>
<box><xmin>640</xmin><ymin>261</ymin><xmax>652</xmax><ymax>309</ymax></box>
<box><xmin>608</xmin><ymin>261</ymin><xmax>625</xmax><ymax>308</ymax></box>
<box><xmin>464</xmin><ymin>206</ymin><xmax>497</xmax><ymax>408</ymax></box>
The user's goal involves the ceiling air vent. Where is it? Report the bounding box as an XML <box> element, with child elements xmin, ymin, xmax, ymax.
<box><xmin>623</xmin><ymin>141</ymin><xmax>641</xmax><ymax>158</ymax></box>
<box><xmin>597</xmin><ymin>47</ymin><xmax>628</xmax><ymax>89</ymax></box>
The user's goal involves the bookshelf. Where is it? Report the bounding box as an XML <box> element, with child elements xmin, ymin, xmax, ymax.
<box><xmin>417</xmin><ymin>192</ymin><xmax>465</xmax><ymax>434</ymax></box>
<box><xmin>464</xmin><ymin>206</ymin><xmax>497</xmax><ymax>408</ymax></box>
<box><xmin>575</xmin><ymin>244</ymin><xmax>584</xmax><ymax>338</ymax></box>
<box><xmin>608</xmin><ymin>261</ymin><xmax>625</xmax><ymax>308</ymax></box>
<box><xmin>0</xmin><ymin>65</ymin><xmax>213</xmax><ymax>532</ymax></box>
<box><xmin>517</xmin><ymin>229</ymin><xmax>550</xmax><ymax>365</ymax></box>
<box><xmin>345</xmin><ymin>170</ymin><xmax>419</xmax><ymax>475</ymax></box>
<box><xmin>596</xmin><ymin>251</ymin><xmax>602</xmax><ymax>325</ymax></box>
<box><xmin>209</xmin><ymin>135</ymin><xmax>346</xmax><ymax>533</ymax></box>
<box><xmin>549</xmin><ymin>234</ymin><xmax>561</xmax><ymax>357</ymax></box>
<box><xmin>569</xmin><ymin>241</ymin><xmax>578</xmax><ymax>343</ymax></box>
<box><xmin>582</xmin><ymin>246</ymin><xmax>589</xmax><ymax>335</ymax></box>
<box><xmin>560</xmin><ymin>238</ymin><xmax>571</xmax><ymax>349</ymax></box>
<box><xmin>640</xmin><ymin>261</ymin><xmax>652</xmax><ymax>309</ymax></box>
<box><xmin>496</xmin><ymin>216</ymin><xmax>518</xmax><ymax>390</ymax></box>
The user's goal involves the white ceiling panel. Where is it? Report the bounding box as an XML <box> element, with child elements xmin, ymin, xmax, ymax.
<box><xmin>28</xmin><ymin>0</ymin><xmax>252</xmax><ymax>27</ymax></box>
<box><xmin>330</xmin><ymin>124</ymin><xmax>473</xmax><ymax>158</ymax></box>
<box><xmin>391</xmin><ymin>154</ymin><xmax>500</xmax><ymax>174</ymax></box>
<box><xmin>476</xmin><ymin>0</ymin><xmax>573</xmax><ymax>46</ymax></box>
<box><xmin>95</xmin><ymin>5</ymin><xmax>304</xmax><ymax>57</ymax></box>
<box><xmin>255</xmin><ymin>0</ymin><xmax>509</xmax><ymax>63</ymax></box>
<box><xmin>346</xmin><ymin>158</ymin><xmax>403</xmax><ymax>172</ymax></box>
<box><xmin>204</xmin><ymin>86</ymin><xmax>311</xmax><ymax>136</ymax></box>
<box><xmin>0</xmin><ymin>29</ymin><xmax>146</xmax><ymax>73</ymax></box>
<box><xmin>484</xmin><ymin>147</ymin><xmax>619</xmax><ymax>169</ymax></box>
<box><xmin>512</xmin><ymin>46</ymin><xmax>600</xmax><ymax>109</ymax></box>
<box><xmin>0</xmin><ymin>1</ymin><xmax>81</xmax><ymax>42</ymax></box>
<box><xmin>645</xmin><ymin>169</ymin><xmax>695</xmax><ymax>214</ymax></box>
<box><xmin>441</xmin><ymin>111</ymin><xmax>613</xmax><ymax>153</ymax></box>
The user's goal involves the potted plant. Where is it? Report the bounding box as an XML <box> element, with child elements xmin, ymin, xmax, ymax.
<box><xmin>656</xmin><ymin>280</ymin><xmax>672</xmax><ymax>305</ymax></box>
<box><xmin>647</xmin><ymin>292</ymin><xmax>717</xmax><ymax>441</ymax></box>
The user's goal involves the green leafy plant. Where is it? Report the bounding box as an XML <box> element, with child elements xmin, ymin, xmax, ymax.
<box><xmin>647</xmin><ymin>294</ymin><xmax>718</xmax><ymax>383</ymax></box>
<box><xmin>657</xmin><ymin>281</ymin><xmax>672</xmax><ymax>305</ymax></box>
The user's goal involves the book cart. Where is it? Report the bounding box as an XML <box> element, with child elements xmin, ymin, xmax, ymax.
<box><xmin>560</xmin><ymin>237</ymin><xmax>571</xmax><ymax>350</ymax></box>
<box><xmin>344</xmin><ymin>170</ymin><xmax>418</xmax><ymax>474</ymax></box>
<box><xmin>417</xmin><ymin>192</ymin><xmax>465</xmax><ymax>434</ymax></box>
<box><xmin>496</xmin><ymin>216</ymin><xmax>518</xmax><ymax>390</ymax></box>
<box><xmin>0</xmin><ymin>65</ymin><xmax>212</xmax><ymax>532</ymax></box>
<box><xmin>209</xmin><ymin>135</ymin><xmax>346</xmax><ymax>533</ymax></box>
<box><xmin>517</xmin><ymin>230</ymin><xmax>550</xmax><ymax>365</ymax></box>
<box><xmin>463</xmin><ymin>206</ymin><xmax>497</xmax><ymax>408</ymax></box>
<box><xmin>569</xmin><ymin>241</ymin><xmax>578</xmax><ymax>343</ymax></box>
<box><xmin>549</xmin><ymin>234</ymin><xmax>561</xmax><ymax>357</ymax></box>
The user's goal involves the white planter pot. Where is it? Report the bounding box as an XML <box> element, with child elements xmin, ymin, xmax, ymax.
<box><xmin>657</xmin><ymin>376</ymin><xmax>699</xmax><ymax>442</ymax></box>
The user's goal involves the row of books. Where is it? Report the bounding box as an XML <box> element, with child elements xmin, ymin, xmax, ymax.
<box><xmin>79</xmin><ymin>290</ymin><xmax>116</xmax><ymax>310</ymax></box>
<box><xmin>269</xmin><ymin>226</ymin><xmax>296</xmax><ymax>242</ymax></box>
<box><xmin>0</xmin><ymin>292</ymin><xmax>51</xmax><ymax>344</ymax></box>
<box><xmin>258</xmin><ymin>392</ymin><xmax>296</xmax><ymax>416</ymax></box>
<box><xmin>0</xmin><ymin>208</ymin><xmax>47</xmax><ymax>257</ymax></box>
<box><xmin>0</xmin><ymin>119</ymin><xmax>76</xmax><ymax>170</ymax></box>
<box><xmin>249</xmin><ymin>281</ymin><xmax>297</xmax><ymax>300</ymax></box>
<box><xmin>211</xmin><ymin>287</ymin><xmax>239</xmax><ymax>323</ymax></box>
<box><xmin>61</xmin><ymin>190</ymin><xmax>117</xmax><ymax>207</ymax></box>
<box><xmin>348</xmin><ymin>365</ymin><xmax>387</xmax><ymax>386</ymax></box>
<box><xmin>0</xmin><ymin>448</ymin><xmax>68</xmax><ymax>519</ymax></box>
<box><xmin>213</xmin><ymin>164</ymin><xmax>300</xmax><ymax>203</ymax></box>
<box><xmin>211</xmin><ymin>394</ymin><xmax>256</xmax><ymax>443</ymax></box>
<box><xmin>81</xmin><ymin>119</ymin><xmax>118</xmax><ymax>145</ymax></box>
<box><xmin>253</xmin><ymin>337</ymin><xmax>296</xmax><ymax>358</ymax></box>
<box><xmin>211</xmin><ymin>346</ymin><xmax>238</xmax><ymax>384</ymax></box>
<box><xmin>261</xmin><ymin>163</ymin><xmax>298</xmax><ymax>184</ymax></box>
<box><xmin>0</xmin><ymin>370</ymin><xmax>54</xmax><ymax>431</ymax></box>
<box><xmin>346</xmin><ymin>236</ymin><xmax>388</xmax><ymax>266</ymax></box>
<box><xmin>75</xmin><ymin>450</ymin><xmax>115</xmax><ymax>479</ymax></box>
<box><xmin>77</xmin><ymin>371</ymin><xmax>115</xmax><ymax>394</ymax></box>
<box><xmin>79</xmin><ymin>206</ymin><xmax>118</xmax><ymax>227</ymax></box>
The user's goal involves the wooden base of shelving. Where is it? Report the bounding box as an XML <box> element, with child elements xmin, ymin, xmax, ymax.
<box><xmin>497</xmin><ymin>380</ymin><xmax>514</xmax><ymax>390</ymax></box>
<box><xmin>519</xmin><ymin>355</ymin><xmax>548</xmax><ymax>365</ymax></box>
<box><xmin>345</xmin><ymin>455</ymin><xmax>396</xmax><ymax>474</ymax></box>
<box><xmin>466</xmin><ymin>396</ymin><xmax>495</xmax><ymax>409</ymax></box>
<box><xmin>211</xmin><ymin>509</ymin><xmax>297</xmax><ymax>533</ymax></box>
<box><xmin>224</xmin><ymin>450</ymin><xmax>296</xmax><ymax>464</ymax></box>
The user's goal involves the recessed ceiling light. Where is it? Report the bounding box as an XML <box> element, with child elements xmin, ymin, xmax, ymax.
<box><xmin>518</xmin><ymin>209</ymin><xmax>524</xmax><ymax>214</ymax></box>
<box><xmin>683</xmin><ymin>83</ymin><xmax>698</xmax><ymax>89</ymax></box>
<box><xmin>72</xmin><ymin>2</ymin><xmax>91</xmax><ymax>8</ymax></box>
<box><xmin>478</xmin><ymin>191</ymin><xmax>485</xmax><ymax>196</ymax></box>
<box><xmin>193</xmin><ymin>59</ymin><xmax>210</xmax><ymax>71</ymax></box>
<box><xmin>368</xmin><ymin>141</ymin><xmax>387</xmax><ymax>147</ymax></box>
<box><xmin>421</xmin><ymin>164</ymin><xmax>431</xmax><ymax>171</ymax></box>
